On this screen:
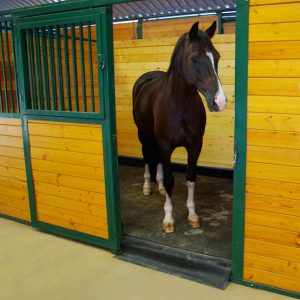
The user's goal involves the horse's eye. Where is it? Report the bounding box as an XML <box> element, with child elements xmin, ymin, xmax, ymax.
<box><xmin>191</xmin><ymin>58</ymin><xmax>197</xmax><ymax>64</ymax></box>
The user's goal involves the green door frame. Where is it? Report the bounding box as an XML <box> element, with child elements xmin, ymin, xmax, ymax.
<box><xmin>12</xmin><ymin>6</ymin><xmax>122</xmax><ymax>253</ymax></box>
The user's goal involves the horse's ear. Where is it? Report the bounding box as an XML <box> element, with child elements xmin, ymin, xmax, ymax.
<box><xmin>189</xmin><ymin>22</ymin><xmax>199</xmax><ymax>39</ymax></box>
<box><xmin>205</xmin><ymin>21</ymin><xmax>217</xmax><ymax>39</ymax></box>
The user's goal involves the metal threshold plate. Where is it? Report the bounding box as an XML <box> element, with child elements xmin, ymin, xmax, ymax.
<box><xmin>115</xmin><ymin>235</ymin><xmax>231</xmax><ymax>290</ymax></box>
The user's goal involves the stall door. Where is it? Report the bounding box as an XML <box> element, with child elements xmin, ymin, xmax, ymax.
<box><xmin>14</xmin><ymin>7</ymin><xmax>121</xmax><ymax>252</ymax></box>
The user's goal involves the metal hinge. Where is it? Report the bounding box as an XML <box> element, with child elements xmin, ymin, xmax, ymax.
<box><xmin>233</xmin><ymin>142</ymin><xmax>238</xmax><ymax>167</ymax></box>
<box><xmin>98</xmin><ymin>54</ymin><xmax>105</xmax><ymax>71</ymax></box>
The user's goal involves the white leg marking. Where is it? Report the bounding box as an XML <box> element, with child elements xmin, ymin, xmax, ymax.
<box><xmin>143</xmin><ymin>164</ymin><xmax>151</xmax><ymax>195</ymax></box>
<box><xmin>186</xmin><ymin>181</ymin><xmax>198</xmax><ymax>220</ymax></box>
<box><xmin>156</xmin><ymin>163</ymin><xmax>166</xmax><ymax>196</ymax></box>
<box><xmin>206</xmin><ymin>51</ymin><xmax>227</xmax><ymax>111</ymax></box>
<box><xmin>163</xmin><ymin>194</ymin><xmax>174</xmax><ymax>225</ymax></box>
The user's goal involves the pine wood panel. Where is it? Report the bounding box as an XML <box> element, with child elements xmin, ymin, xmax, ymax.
<box><xmin>244</xmin><ymin>267</ymin><xmax>300</xmax><ymax>293</ymax></box>
<box><xmin>244</xmin><ymin>253</ymin><xmax>300</xmax><ymax>279</ymax></box>
<box><xmin>245</xmin><ymin>224</ymin><xmax>300</xmax><ymax>249</ymax></box>
<box><xmin>245</xmin><ymin>208</ymin><xmax>300</xmax><ymax>234</ymax></box>
<box><xmin>247</xmin><ymin>145</ymin><xmax>300</xmax><ymax>167</ymax></box>
<box><xmin>249</xmin><ymin>22</ymin><xmax>300</xmax><ymax>42</ymax></box>
<box><xmin>248</xmin><ymin>96</ymin><xmax>300</xmax><ymax>114</ymax></box>
<box><xmin>0</xmin><ymin>119</ymin><xmax>30</xmax><ymax>222</ymax></box>
<box><xmin>244</xmin><ymin>238</ymin><xmax>300</xmax><ymax>264</ymax></box>
<box><xmin>249</xmin><ymin>41</ymin><xmax>300</xmax><ymax>60</ymax></box>
<box><xmin>29</xmin><ymin>121</ymin><xmax>108</xmax><ymax>238</ymax></box>
<box><xmin>249</xmin><ymin>3</ymin><xmax>300</xmax><ymax>24</ymax></box>
<box><xmin>246</xmin><ymin>193</ymin><xmax>300</xmax><ymax>216</ymax></box>
<box><xmin>248</xmin><ymin>60</ymin><xmax>300</xmax><ymax>78</ymax></box>
<box><xmin>246</xmin><ymin>178</ymin><xmax>300</xmax><ymax>201</ymax></box>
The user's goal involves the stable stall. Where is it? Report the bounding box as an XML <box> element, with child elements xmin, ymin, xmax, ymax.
<box><xmin>0</xmin><ymin>0</ymin><xmax>299</xmax><ymax>297</ymax></box>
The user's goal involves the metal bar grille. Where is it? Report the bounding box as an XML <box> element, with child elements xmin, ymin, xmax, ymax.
<box><xmin>0</xmin><ymin>19</ymin><xmax>18</xmax><ymax>113</ymax></box>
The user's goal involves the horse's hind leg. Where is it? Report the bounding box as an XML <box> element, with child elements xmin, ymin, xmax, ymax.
<box><xmin>138</xmin><ymin>130</ymin><xmax>158</xmax><ymax>196</ymax></box>
<box><xmin>186</xmin><ymin>142</ymin><xmax>203</xmax><ymax>229</ymax></box>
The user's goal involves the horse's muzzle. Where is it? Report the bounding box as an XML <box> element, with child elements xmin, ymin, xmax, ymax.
<box><xmin>214</xmin><ymin>94</ymin><xmax>227</xmax><ymax>112</ymax></box>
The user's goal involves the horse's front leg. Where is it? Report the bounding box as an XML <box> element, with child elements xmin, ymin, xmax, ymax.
<box><xmin>159</xmin><ymin>143</ymin><xmax>175</xmax><ymax>233</ymax></box>
<box><xmin>186</xmin><ymin>141</ymin><xmax>203</xmax><ymax>229</ymax></box>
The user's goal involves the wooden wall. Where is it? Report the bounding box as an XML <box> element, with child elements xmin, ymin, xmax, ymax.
<box><xmin>114</xmin><ymin>33</ymin><xmax>235</xmax><ymax>169</ymax></box>
<box><xmin>28</xmin><ymin>120</ymin><xmax>108</xmax><ymax>238</ymax></box>
<box><xmin>244</xmin><ymin>0</ymin><xmax>300</xmax><ymax>293</ymax></box>
<box><xmin>0</xmin><ymin>118</ymin><xmax>30</xmax><ymax>222</ymax></box>
<box><xmin>113</xmin><ymin>16</ymin><xmax>219</xmax><ymax>40</ymax></box>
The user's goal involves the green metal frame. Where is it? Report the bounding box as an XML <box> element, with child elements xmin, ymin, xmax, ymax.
<box><xmin>11</xmin><ymin>6</ymin><xmax>122</xmax><ymax>252</ymax></box>
<box><xmin>231</xmin><ymin>0</ymin><xmax>248</xmax><ymax>283</ymax></box>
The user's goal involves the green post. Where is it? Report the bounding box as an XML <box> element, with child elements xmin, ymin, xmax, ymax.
<box><xmin>217</xmin><ymin>12</ymin><xmax>223</xmax><ymax>34</ymax></box>
<box><xmin>137</xmin><ymin>18</ymin><xmax>143</xmax><ymax>39</ymax></box>
<box><xmin>231</xmin><ymin>0</ymin><xmax>249</xmax><ymax>282</ymax></box>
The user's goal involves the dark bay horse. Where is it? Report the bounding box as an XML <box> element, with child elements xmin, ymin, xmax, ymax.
<box><xmin>132</xmin><ymin>21</ymin><xmax>227</xmax><ymax>233</ymax></box>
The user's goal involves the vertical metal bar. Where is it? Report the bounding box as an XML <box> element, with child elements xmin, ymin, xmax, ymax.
<box><xmin>41</xmin><ymin>27</ymin><xmax>50</xmax><ymax>110</ymax></box>
<box><xmin>26</xmin><ymin>30</ymin><xmax>33</xmax><ymax>109</ymax></box>
<box><xmin>137</xmin><ymin>18</ymin><xmax>143</xmax><ymax>39</ymax></box>
<box><xmin>71</xmin><ymin>23</ymin><xmax>79</xmax><ymax>111</ymax></box>
<box><xmin>79</xmin><ymin>22</ymin><xmax>87</xmax><ymax>112</ymax></box>
<box><xmin>218</xmin><ymin>12</ymin><xmax>223</xmax><ymax>34</ymax></box>
<box><xmin>87</xmin><ymin>21</ymin><xmax>95</xmax><ymax>112</ymax></box>
<box><xmin>11</xmin><ymin>22</ymin><xmax>20</xmax><ymax>113</ymax></box>
<box><xmin>33</xmin><ymin>28</ymin><xmax>44</xmax><ymax>110</ymax></box>
<box><xmin>48</xmin><ymin>25</ymin><xmax>57</xmax><ymax>110</ymax></box>
<box><xmin>4</xmin><ymin>21</ymin><xmax>14</xmax><ymax>112</ymax></box>
<box><xmin>55</xmin><ymin>24</ymin><xmax>64</xmax><ymax>111</ymax></box>
<box><xmin>0</xmin><ymin>21</ymin><xmax>9</xmax><ymax>112</ymax></box>
<box><xmin>63</xmin><ymin>24</ymin><xmax>71</xmax><ymax>111</ymax></box>
<box><xmin>29</xmin><ymin>29</ymin><xmax>37</xmax><ymax>109</ymax></box>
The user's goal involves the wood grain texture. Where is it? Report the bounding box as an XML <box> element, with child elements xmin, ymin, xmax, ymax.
<box><xmin>29</xmin><ymin>121</ymin><xmax>108</xmax><ymax>238</ymax></box>
<box><xmin>0</xmin><ymin>120</ymin><xmax>30</xmax><ymax>222</ymax></box>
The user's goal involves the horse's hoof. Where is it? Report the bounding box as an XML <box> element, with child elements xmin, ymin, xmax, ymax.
<box><xmin>188</xmin><ymin>218</ymin><xmax>201</xmax><ymax>229</ymax></box>
<box><xmin>157</xmin><ymin>188</ymin><xmax>166</xmax><ymax>196</ymax></box>
<box><xmin>143</xmin><ymin>187</ymin><xmax>152</xmax><ymax>196</ymax></box>
<box><xmin>162</xmin><ymin>223</ymin><xmax>175</xmax><ymax>234</ymax></box>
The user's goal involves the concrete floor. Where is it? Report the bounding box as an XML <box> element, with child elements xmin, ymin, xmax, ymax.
<box><xmin>0</xmin><ymin>218</ymin><xmax>292</xmax><ymax>300</ymax></box>
<box><xmin>120</xmin><ymin>165</ymin><xmax>232</xmax><ymax>259</ymax></box>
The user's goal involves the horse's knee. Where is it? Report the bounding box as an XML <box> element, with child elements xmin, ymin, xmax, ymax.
<box><xmin>186</xmin><ymin>167</ymin><xmax>197</xmax><ymax>182</ymax></box>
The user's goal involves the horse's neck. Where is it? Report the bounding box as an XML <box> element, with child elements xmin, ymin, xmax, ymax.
<box><xmin>167</xmin><ymin>68</ymin><xmax>197</xmax><ymax>105</ymax></box>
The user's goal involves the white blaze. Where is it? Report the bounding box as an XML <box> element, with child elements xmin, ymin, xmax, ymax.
<box><xmin>206</xmin><ymin>51</ymin><xmax>227</xmax><ymax>111</ymax></box>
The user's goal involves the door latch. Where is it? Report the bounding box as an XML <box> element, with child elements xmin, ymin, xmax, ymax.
<box><xmin>233</xmin><ymin>143</ymin><xmax>238</xmax><ymax>167</ymax></box>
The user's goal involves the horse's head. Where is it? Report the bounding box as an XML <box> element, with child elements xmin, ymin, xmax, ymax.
<box><xmin>183</xmin><ymin>21</ymin><xmax>227</xmax><ymax>112</ymax></box>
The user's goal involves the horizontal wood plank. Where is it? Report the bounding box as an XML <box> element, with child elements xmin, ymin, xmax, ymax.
<box><xmin>32</xmin><ymin>170</ymin><xmax>105</xmax><ymax>193</ymax></box>
<box><xmin>29</xmin><ymin>135</ymin><xmax>103</xmax><ymax>155</ymax></box>
<box><xmin>248</xmin><ymin>96</ymin><xmax>300</xmax><ymax>114</ymax></box>
<box><xmin>246</xmin><ymin>193</ymin><xmax>300</xmax><ymax>217</ymax></box>
<box><xmin>245</xmin><ymin>208</ymin><xmax>300</xmax><ymax>232</ymax></box>
<box><xmin>247</xmin><ymin>162</ymin><xmax>300</xmax><ymax>183</ymax></box>
<box><xmin>33</xmin><ymin>181</ymin><xmax>105</xmax><ymax>205</ymax></box>
<box><xmin>244</xmin><ymin>266</ymin><xmax>300</xmax><ymax>293</ymax></box>
<box><xmin>247</xmin><ymin>145</ymin><xmax>300</xmax><ymax>166</ymax></box>
<box><xmin>246</xmin><ymin>178</ymin><xmax>300</xmax><ymax>200</ymax></box>
<box><xmin>245</xmin><ymin>223</ymin><xmax>300</xmax><ymax>249</ymax></box>
<box><xmin>31</xmin><ymin>159</ymin><xmax>104</xmax><ymax>180</ymax></box>
<box><xmin>38</xmin><ymin>213</ymin><xmax>108</xmax><ymax>239</ymax></box>
<box><xmin>35</xmin><ymin>192</ymin><xmax>106</xmax><ymax>218</ymax></box>
<box><xmin>249</xmin><ymin>22</ymin><xmax>300</xmax><ymax>42</ymax></box>
<box><xmin>0</xmin><ymin>204</ymin><xmax>30</xmax><ymax>222</ymax></box>
<box><xmin>30</xmin><ymin>147</ymin><xmax>103</xmax><ymax>167</ymax></box>
<box><xmin>249</xmin><ymin>3</ymin><xmax>300</xmax><ymax>24</ymax></box>
<box><xmin>249</xmin><ymin>41</ymin><xmax>300</xmax><ymax>60</ymax></box>
<box><xmin>244</xmin><ymin>253</ymin><xmax>300</xmax><ymax>279</ymax></box>
<box><xmin>244</xmin><ymin>238</ymin><xmax>300</xmax><ymax>264</ymax></box>
<box><xmin>247</xmin><ymin>129</ymin><xmax>300</xmax><ymax>149</ymax></box>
